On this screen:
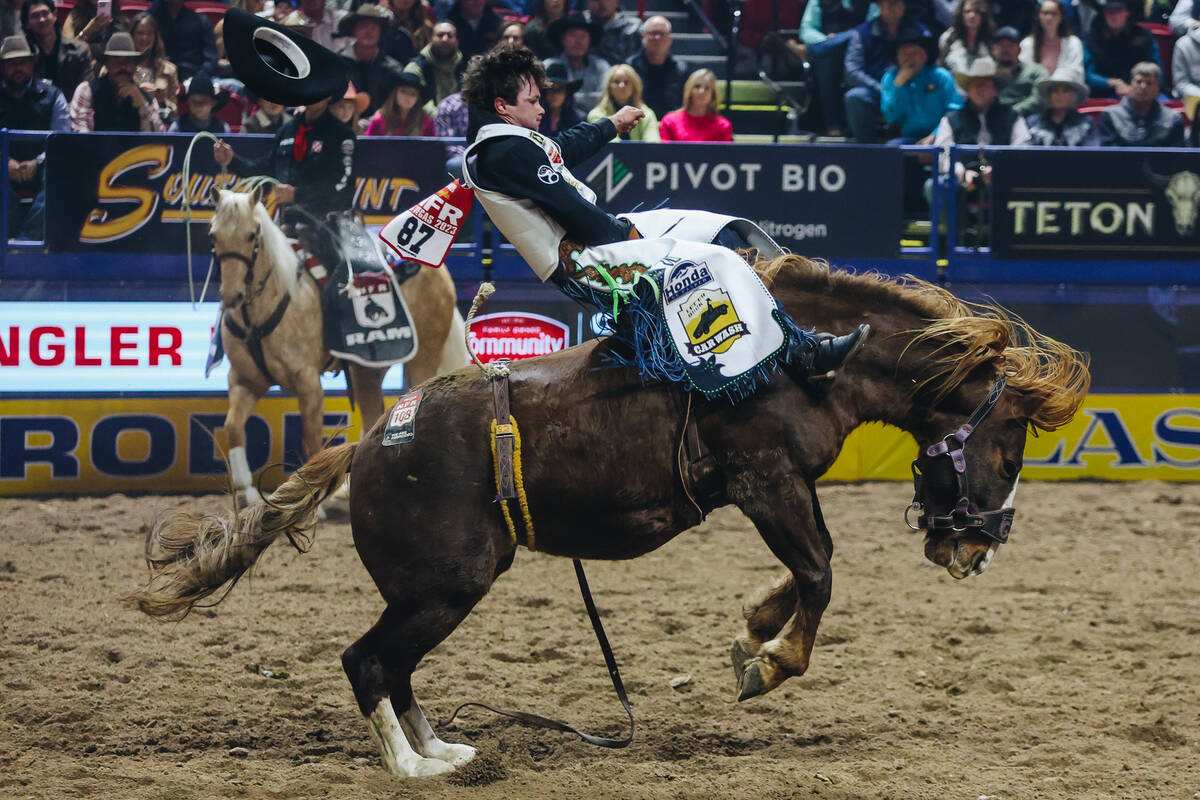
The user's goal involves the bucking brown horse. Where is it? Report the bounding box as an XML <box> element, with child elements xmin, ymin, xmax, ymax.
<box><xmin>132</xmin><ymin>255</ymin><xmax>1090</xmax><ymax>778</ymax></box>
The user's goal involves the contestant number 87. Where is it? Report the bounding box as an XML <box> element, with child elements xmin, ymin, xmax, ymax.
<box><xmin>396</xmin><ymin>217</ymin><xmax>435</xmax><ymax>250</ymax></box>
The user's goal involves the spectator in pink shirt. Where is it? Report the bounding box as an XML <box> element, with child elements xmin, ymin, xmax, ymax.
<box><xmin>658</xmin><ymin>67</ymin><xmax>732</xmax><ymax>141</ymax></box>
<box><xmin>365</xmin><ymin>71</ymin><xmax>435</xmax><ymax>135</ymax></box>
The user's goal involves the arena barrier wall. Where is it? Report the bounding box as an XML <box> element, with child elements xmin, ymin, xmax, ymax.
<box><xmin>3</xmin><ymin>391</ymin><xmax>1197</xmax><ymax>495</ymax></box>
<box><xmin>2</xmin><ymin>297</ymin><xmax>1198</xmax><ymax>494</ymax></box>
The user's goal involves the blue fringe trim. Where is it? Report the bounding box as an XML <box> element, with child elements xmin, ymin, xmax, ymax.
<box><xmin>561</xmin><ymin>272</ymin><xmax>816</xmax><ymax>405</ymax></box>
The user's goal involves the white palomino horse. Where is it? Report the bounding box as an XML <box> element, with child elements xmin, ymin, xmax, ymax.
<box><xmin>209</xmin><ymin>185</ymin><xmax>471</xmax><ymax>505</ymax></box>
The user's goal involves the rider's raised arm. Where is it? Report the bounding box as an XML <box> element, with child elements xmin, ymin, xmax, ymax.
<box><xmin>476</xmin><ymin>134</ymin><xmax>633</xmax><ymax>246</ymax></box>
<box><xmin>551</xmin><ymin>117</ymin><xmax>618</xmax><ymax>169</ymax></box>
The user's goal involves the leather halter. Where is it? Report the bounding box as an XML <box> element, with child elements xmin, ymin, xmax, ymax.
<box><xmin>213</xmin><ymin>224</ymin><xmax>293</xmax><ymax>386</ymax></box>
<box><xmin>905</xmin><ymin>374</ymin><xmax>1015</xmax><ymax>545</ymax></box>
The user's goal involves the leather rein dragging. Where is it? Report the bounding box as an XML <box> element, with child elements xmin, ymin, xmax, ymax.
<box><xmin>214</xmin><ymin>224</ymin><xmax>294</xmax><ymax>387</ymax></box>
<box><xmin>905</xmin><ymin>374</ymin><xmax>1015</xmax><ymax>545</ymax></box>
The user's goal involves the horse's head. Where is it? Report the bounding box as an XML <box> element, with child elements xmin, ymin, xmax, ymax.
<box><xmin>905</xmin><ymin>318</ymin><xmax>1090</xmax><ymax>580</ymax></box>
<box><xmin>210</xmin><ymin>185</ymin><xmax>265</xmax><ymax>309</ymax></box>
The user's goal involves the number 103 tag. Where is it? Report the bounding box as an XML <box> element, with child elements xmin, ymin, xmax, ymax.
<box><xmin>379</xmin><ymin>179</ymin><xmax>475</xmax><ymax>268</ymax></box>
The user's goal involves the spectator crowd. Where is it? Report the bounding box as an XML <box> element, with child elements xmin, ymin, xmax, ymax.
<box><xmin>3</xmin><ymin>0</ymin><xmax>1198</xmax><ymax>235</ymax></box>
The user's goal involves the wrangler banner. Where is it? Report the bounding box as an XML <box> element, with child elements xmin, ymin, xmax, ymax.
<box><xmin>988</xmin><ymin>147</ymin><xmax>1200</xmax><ymax>260</ymax></box>
<box><xmin>42</xmin><ymin>133</ymin><xmax>454</xmax><ymax>253</ymax></box>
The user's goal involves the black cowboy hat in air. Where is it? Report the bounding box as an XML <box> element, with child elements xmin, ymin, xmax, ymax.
<box><xmin>223</xmin><ymin>7</ymin><xmax>349</xmax><ymax>106</ymax></box>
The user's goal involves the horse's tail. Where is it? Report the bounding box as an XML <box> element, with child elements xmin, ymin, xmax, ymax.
<box><xmin>130</xmin><ymin>442</ymin><xmax>358</xmax><ymax>620</ymax></box>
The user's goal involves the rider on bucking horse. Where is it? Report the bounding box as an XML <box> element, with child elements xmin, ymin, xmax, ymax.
<box><xmin>458</xmin><ymin>45</ymin><xmax>868</xmax><ymax>384</ymax></box>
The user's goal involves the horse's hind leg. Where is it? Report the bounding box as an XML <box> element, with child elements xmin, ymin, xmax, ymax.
<box><xmin>346</xmin><ymin>363</ymin><xmax>387</xmax><ymax>432</ymax></box>
<box><xmin>342</xmin><ymin>598</ymin><xmax>485</xmax><ymax>777</ymax></box>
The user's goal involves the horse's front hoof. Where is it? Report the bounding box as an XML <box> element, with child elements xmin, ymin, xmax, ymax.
<box><xmin>730</xmin><ymin>639</ymin><xmax>755</xmax><ymax>681</ymax></box>
<box><xmin>735</xmin><ymin>655</ymin><xmax>784</xmax><ymax>702</ymax></box>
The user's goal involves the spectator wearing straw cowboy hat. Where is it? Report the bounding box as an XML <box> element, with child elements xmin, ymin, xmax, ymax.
<box><xmin>544</xmin><ymin>13</ymin><xmax>609</xmax><ymax>111</ymax></box>
<box><xmin>338</xmin><ymin>3</ymin><xmax>406</xmax><ymax>115</ymax></box>
<box><xmin>0</xmin><ymin>34</ymin><xmax>68</xmax><ymax>240</ymax></box>
<box><xmin>933</xmin><ymin>57</ymin><xmax>1030</xmax><ymax>189</ymax></box>
<box><xmin>69</xmin><ymin>31</ymin><xmax>166</xmax><ymax>131</ymax></box>
<box><xmin>168</xmin><ymin>72</ymin><xmax>229</xmax><ymax>133</ymax></box>
<box><xmin>1026</xmin><ymin>65</ymin><xmax>1099</xmax><ymax>145</ymax></box>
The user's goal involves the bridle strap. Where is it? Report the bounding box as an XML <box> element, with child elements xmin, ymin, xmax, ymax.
<box><xmin>215</xmin><ymin>224</ymin><xmax>293</xmax><ymax>386</ymax></box>
<box><xmin>907</xmin><ymin>374</ymin><xmax>1015</xmax><ymax>545</ymax></box>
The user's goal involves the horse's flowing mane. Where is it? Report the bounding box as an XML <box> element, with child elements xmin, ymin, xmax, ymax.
<box><xmin>211</xmin><ymin>191</ymin><xmax>300</xmax><ymax>290</ymax></box>
<box><xmin>754</xmin><ymin>254</ymin><xmax>1090</xmax><ymax>431</ymax></box>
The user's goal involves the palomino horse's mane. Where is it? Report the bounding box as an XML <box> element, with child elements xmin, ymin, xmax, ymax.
<box><xmin>211</xmin><ymin>191</ymin><xmax>300</xmax><ymax>291</ymax></box>
<box><xmin>754</xmin><ymin>254</ymin><xmax>1090</xmax><ymax>431</ymax></box>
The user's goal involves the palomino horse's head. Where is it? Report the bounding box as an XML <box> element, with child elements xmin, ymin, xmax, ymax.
<box><xmin>210</xmin><ymin>185</ymin><xmax>268</xmax><ymax>309</ymax></box>
<box><xmin>904</xmin><ymin>314</ymin><xmax>1090</xmax><ymax>579</ymax></box>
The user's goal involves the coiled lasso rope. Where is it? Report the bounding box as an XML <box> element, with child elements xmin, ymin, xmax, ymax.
<box><xmin>180</xmin><ymin>131</ymin><xmax>279</xmax><ymax>307</ymax></box>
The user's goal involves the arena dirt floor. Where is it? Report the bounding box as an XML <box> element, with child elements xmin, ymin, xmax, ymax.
<box><xmin>2</xmin><ymin>480</ymin><xmax>1198</xmax><ymax>800</ymax></box>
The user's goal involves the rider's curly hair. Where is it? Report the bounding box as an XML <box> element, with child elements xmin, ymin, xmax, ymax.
<box><xmin>461</xmin><ymin>45</ymin><xmax>547</xmax><ymax>110</ymax></box>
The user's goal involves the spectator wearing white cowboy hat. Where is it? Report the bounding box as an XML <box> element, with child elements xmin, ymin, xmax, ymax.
<box><xmin>69</xmin><ymin>31</ymin><xmax>165</xmax><ymax>131</ymax></box>
<box><xmin>544</xmin><ymin>13</ymin><xmax>609</xmax><ymax>111</ymax></box>
<box><xmin>0</xmin><ymin>33</ymin><xmax>69</xmax><ymax>240</ymax></box>
<box><xmin>933</xmin><ymin>57</ymin><xmax>1031</xmax><ymax>189</ymax></box>
<box><xmin>1026</xmin><ymin>66</ymin><xmax>1099</xmax><ymax>145</ymax></box>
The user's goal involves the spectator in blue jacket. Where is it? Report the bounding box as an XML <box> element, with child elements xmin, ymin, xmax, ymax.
<box><xmin>845</xmin><ymin>0</ymin><xmax>912</xmax><ymax>142</ymax></box>
<box><xmin>148</xmin><ymin>0</ymin><xmax>217</xmax><ymax>81</ymax></box>
<box><xmin>881</xmin><ymin>27</ymin><xmax>961</xmax><ymax>142</ymax></box>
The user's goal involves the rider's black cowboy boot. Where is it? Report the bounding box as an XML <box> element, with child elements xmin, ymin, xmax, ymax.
<box><xmin>792</xmin><ymin>323</ymin><xmax>870</xmax><ymax>380</ymax></box>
